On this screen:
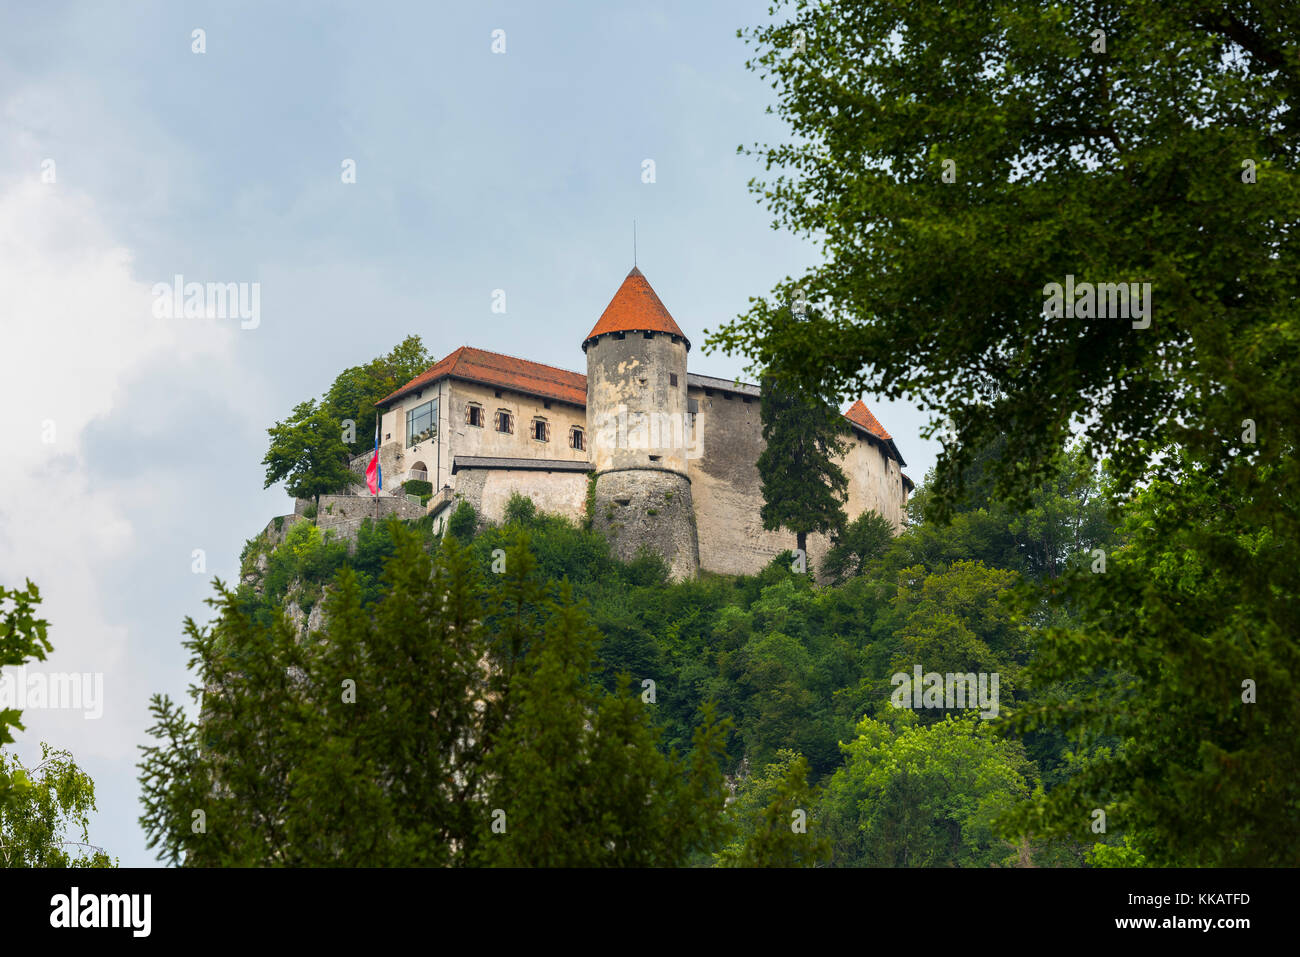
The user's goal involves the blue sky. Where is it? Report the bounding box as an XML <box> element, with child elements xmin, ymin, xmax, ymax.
<box><xmin>0</xmin><ymin>1</ymin><xmax>940</xmax><ymax>866</ymax></box>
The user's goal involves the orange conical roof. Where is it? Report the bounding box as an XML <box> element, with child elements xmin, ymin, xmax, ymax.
<box><xmin>582</xmin><ymin>267</ymin><xmax>689</xmax><ymax>350</ymax></box>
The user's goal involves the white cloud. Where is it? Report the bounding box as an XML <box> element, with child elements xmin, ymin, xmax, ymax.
<box><xmin>0</xmin><ymin>177</ymin><xmax>230</xmax><ymax>759</ymax></box>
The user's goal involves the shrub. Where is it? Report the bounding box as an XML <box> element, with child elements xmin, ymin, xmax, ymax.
<box><xmin>403</xmin><ymin>479</ymin><xmax>433</xmax><ymax>499</ymax></box>
<box><xmin>447</xmin><ymin>501</ymin><xmax>477</xmax><ymax>540</ymax></box>
<box><xmin>503</xmin><ymin>492</ymin><xmax>537</xmax><ymax>527</ymax></box>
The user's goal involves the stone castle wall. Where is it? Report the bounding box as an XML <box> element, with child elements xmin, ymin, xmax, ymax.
<box><xmin>685</xmin><ymin>384</ymin><xmax>909</xmax><ymax>578</ymax></box>
<box><xmin>288</xmin><ymin>493</ymin><xmax>427</xmax><ymax>545</ymax></box>
<box><xmin>686</xmin><ymin>386</ymin><xmax>834</xmax><ymax>576</ymax></box>
<box><xmin>590</xmin><ymin>468</ymin><xmax>699</xmax><ymax>581</ymax></box>
<box><xmin>453</xmin><ymin>467</ymin><xmax>589</xmax><ymax>527</ymax></box>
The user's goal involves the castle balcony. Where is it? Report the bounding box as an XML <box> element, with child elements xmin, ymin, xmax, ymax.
<box><xmin>403</xmin><ymin>469</ymin><xmax>429</xmax><ymax>483</ymax></box>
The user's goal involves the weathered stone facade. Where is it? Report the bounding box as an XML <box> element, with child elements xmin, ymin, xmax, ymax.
<box><xmin>451</xmin><ymin>461</ymin><xmax>590</xmax><ymax>529</ymax></box>
<box><xmin>281</xmin><ymin>493</ymin><xmax>426</xmax><ymax>546</ymax></box>
<box><xmin>590</xmin><ymin>468</ymin><xmax>699</xmax><ymax>581</ymax></box>
<box><xmin>685</xmin><ymin>377</ymin><xmax>908</xmax><ymax>576</ymax></box>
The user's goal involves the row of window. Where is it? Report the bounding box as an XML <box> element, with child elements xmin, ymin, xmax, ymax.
<box><xmin>466</xmin><ymin>402</ymin><xmax>583</xmax><ymax>450</ymax></box>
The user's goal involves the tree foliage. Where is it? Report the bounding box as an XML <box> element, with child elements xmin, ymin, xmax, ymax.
<box><xmin>710</xmin><ymin>4</ymin><xmax>1297</xmax><ymax>861</ymax></box>
<box><xmin>1</xmin><ymin>581</ymin><xmax>113</xmax><ymax>867</ymax></box>
<box><xmin>261</xmin><ymin>398</ymin><xmax>359</xmax><ymax>502</ymax></box>
<box><xmin>139</xmin><ymin>522</ymin><xmax>731</xmax><ymax>866</ymax></box>
<box><xmin>0</xmin><ymin>581</ymin><xmax>50</xmax><ymax>761</ymax></box>
<box><xmin>757</xmin><ymin>370</ymin><xmax>850</xmax><ymax>553</ymax></box>
<box><xmin>262</xmin><ymin>336</ymin><xmax>433</xmax><ymax>500</ymax></box>
<box><xmin>711</xmin><ymin>0</ymin><xmax>1299</xmax><ymax>515</ymax></box>
<box><xmin>822</xmin><ymin>511</ymin><xmax>894</xmax><ymax>584</ymax></box>
<box><xmin>1009</xmin><ymin>461</ymin><xmax>1300</xmax><ymax>866</ymax></box>
<box><xmin>822</xmin><ymin>713</ymin><xmax>1034</xmax><ymax>867</ymax></box>
<box><xmin>0</xmin><ymin>744</ymin><xmax>114</xmax><ymax>868</ymax></box>
<box><xmin>715</xmin><ymin>749</ymin><xmax>830</xmax><ymax>867</ymax></box>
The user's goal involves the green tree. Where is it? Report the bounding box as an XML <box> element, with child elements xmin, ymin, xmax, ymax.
<box><xmin>139</xmin><ymin>522</ymin><xmax>732</xmax><ymax>866</ymax></box>
<box><xmin>1009</xmin><ymin>462</ymin><xmax>1300</xmax><ymax>866</ymax></box>
<box><xmin>716</xmin><ymin>750</ymin><xmax>831</xmax><ymax>867</ymax></box>
<box><xmin>886</xmin><ymin>560</ymin><xmax>1029</xmax><ymax>718</ymax></box>
<box><xmin>0</xmin><ymin>581</ymin><xmax>50</xmax><ymax>771</ymax></box>
<box><xmin>325</xmin><ymin>335</ymin><xmax>433</xmax><ymax>458</ymax></box>
<box><xmin>446</xmin><ymin>500</ymin><xmax>477</xmax><ymax>540</ymax></box>
<box><xmin>0</xmin><ymin>745</ymin><xmax>114</xmax><ymax>868</ymax></box>
<box><xmin>261</xmin><ymin>398</ymin><xmax>358</xmax><ymax>505</ymax></box>
<box><xmin>262</xmin><ymin>337</ymin><xmax>433</xmax><ymax>501</ymax></box>
<box><xmin>712</xmin><ymin>0</ymin><xmax>1299</xmax><ymax>516</ymax></box>
<box><xmin>757</xmin><ymin>371</ymin><xmax>850</xmax><ymax>555</ymax></box>
<box><xmin>821</xmin><ymin>511</ymin><xmax>894</xmax><ymax>584</ymax></box>
<box><xmin>1</xmin><ymin>582</ymin><xmax>113</xmax><ymax>867</ymax></box>
<box><xmin>477</xmin><ymin>625</ymin><xmax>730</xmax><ymax>866</ymax></box>
<box><xmin>822</xmin><ymin>712</ymin><xmax>1034</xmax><ymax>867</ymax></box>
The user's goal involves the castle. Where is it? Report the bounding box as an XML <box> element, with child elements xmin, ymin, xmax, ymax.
<box><xmin>359</xmin><ymin>267</ymin><xmax>912</xmax><ymax>579</ymax></box>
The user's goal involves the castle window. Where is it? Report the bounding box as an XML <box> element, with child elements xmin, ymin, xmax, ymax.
<box><xmin>644</xmin><ymin>332</ymin><xmax>654</xmax><ymax>339</ymax></box>
<box><xmin>466</xmin><ymin>404</ymin><xmax>484</xmax><ymax>428</ymax></box>
<box><xmin>569</xmin><ymin>426</ymin><xmax>585</xmax><ymax>451</ymax></box>
<box><xmin>532</xmin><ymin>418</ymin><xmax>550</xmax><ymax>442</ymax></box>
<box><xmin>544</xmin><ymin>400</ymin><xmax>552</xmax><ymax>409</ymax></box>
<box><xmin>406</xmin><ymin>398</ymin><xmax>438</xmax><ymax>446</ymax></box>
<box><xmin>670</xmin><ymin>373</ymin><xmax>678</xmax><ymax>386</ymax></box>
<box><xmin>614</xmin><ymin>331</ymin><xmax>625</xmax><ymax>340</ymax></box>
<box><xmin>742</xmin><ymin>396</ymin><xmax>752</xmax><ymax>404</ymax></box>
<box><xmin>495</xmin><ymin>410</ymin><xmax>514</xmax><ymax>434</ymax></box>
<box><xmin>494</xmin><ymin>389</ymin><xmax>503</xmax><ymax>398</ymax></box>
<box><xmin>649</xmin><ymin>455</ymin><xmax>661</xmax><ymax>462</ymax></box>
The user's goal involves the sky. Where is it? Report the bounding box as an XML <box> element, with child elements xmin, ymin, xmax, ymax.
<box><xmin>0</xmin><ymin>1</ymin><xmax>941</xmax><ymax>866</ymax></box>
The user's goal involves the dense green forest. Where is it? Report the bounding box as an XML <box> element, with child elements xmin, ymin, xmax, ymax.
<box><xmin>136</xmin><ymin>440</ymin><xmax>1214</xmax><ymax>867</ymax></box>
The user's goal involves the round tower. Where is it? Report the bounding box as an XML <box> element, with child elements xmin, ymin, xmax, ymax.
<box><xmin>583</xmin><ymin>267</ymin><xmax>699</xmax><ymax>579</ymax></box>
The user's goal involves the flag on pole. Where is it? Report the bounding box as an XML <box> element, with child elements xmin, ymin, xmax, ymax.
<box><xmin>365</xmin><ymin>419</ymin><xmax>382</xmax><ymax>495</ymax></box>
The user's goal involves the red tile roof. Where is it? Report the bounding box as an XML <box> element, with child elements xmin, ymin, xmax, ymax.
<box><xmin>845</xmin><ymin>398</ymin><xmax>908</xmax><ymax>467</ymax></box>
<box><xmin>378</xmin><ymin>346</ymin><xmax>588</xmax><ymax>408</ymax></box>
<box><xmin>844</xmin><ymin>399</ymin><xmax>892</xmax><ymax>441</ymax></box>
<box><xmin>582</xmin><ymin>267</ymin><xmax>689</xmax><ymax>349</ymax></box>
